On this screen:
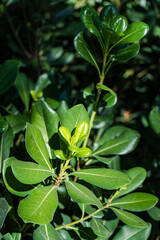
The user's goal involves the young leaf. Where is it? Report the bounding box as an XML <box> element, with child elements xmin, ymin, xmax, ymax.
<box><xmin>70</xmin><ymin>168</ymin><xmax>131</xmax><ymax>190</ymax></box>
<box><xmin>25</xmin><ymin>123</ymin><xmax>52</xmax><ymax>170</ymax></box>
<box><xmin>3</xmin><ymin>157</ymin><xmax>34</xmax><ymax>197</ymax></box>
<box><xmin>111</xmin><ymin>44</ymin><xmax>140</xmax><ymax>62</ymax></box>
<box><xmin>100</xmin><ymin>5</ymin><xmax>119</xmax><ymax>26</ymax></box>
<box><xmin>118</xmin><ymin>167</ymin><xmax>146</xmax><ymax>197</ymax></box>
<box><xmin>113</xmin><ymin>223</ymin><xmax>151</xmax><ymax>240</ymax></box>
<box><xmin>0</xmin><ymin>60</ymin><xmax>20</xmax><ymax>95</ymax></box>
<box><xmin>71</xmin><ymin>121</ymin><xmax>88</xmax><ymax>145</ymax></box>
<box><xmin>34</xmin><ymin>73</ymin><xmax>51</xmax><ymax>93</ymax></box>
<box><xmin>61</xmin><ymin>104</ymin><xmax>89</xmax><ymax>133</ymax></box>
<box><xmin>93</xmin><ymin>126</ymin><xmax>140</xmax><ymax>156</ymax></box>
<box><xmin>149</xmin><ymin>108</ymin><xmax>160</xmax><ymax>135</ymax></box>
<box><xmin>65</xmin><ymin>181</ymin><xmax>102</xmax><ymax>208</ymax></box>
<box><xmin>74</xmin><ymin>147</ymin><xmax>92</xmax><ymax>157</ymax></box>
<box><xmin>18</xmin><ymin>185</ymin><xmax>58</xmax><ymax>225</ymax></box>
<box><xmin>55</xmin><ymin>150</ymin><xmax>66</xmax><ymax>160</ymax></box>
<box><xmin>0</xmin><ymin>198</ymin><xmax>9</xmax><ymax>229</ymax></box>
<box><xmin>118</xmin><ymin>22</ymin><xmax>149</xmax><ymax>45</ymax></box>
<box><xmin>111</xmin><ymin>15</ymin><xmax>128</xmax><ymax>35</ymax></box>
<box><xmin>11</xmin><ymin>160</ymin><xmax>52</xmax><ymax>184</ymax></box>
<box><xmin>15</xmin><ymin>72</ymin><xmax>30</xmax><ymax>111</ymax></box>
<box><xmin>110</xmin><ymin>192</ymin><xmax>158</xmax><ymax>211</ymax></box>
<box><xmin>111</xmin><ymin>208</ymin><xmax>148</xmax><ymax>228</ymax></box>
<box><xmin>58</xmin><ymin>126</ymin><xmax>71</xmax><ymax>145</ymax></box>
<box><xmin>90</xmin><ymin>218</ymin><xmax>110</xmax><ymax>238</ymax></box>
<box><xmin>33</xmin><ymin>224</ymin><xmax>64</xmax><ymax>240</ymax></box>
<box><xmin>74</xmin><ymin>32</ymin><xmax>99</xmax><ymax>71</ymax></box>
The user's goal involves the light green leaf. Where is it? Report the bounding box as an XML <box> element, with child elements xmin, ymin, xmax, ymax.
<box><xmin>65</xmin><ymin>181</ymin><xmax>102</xmax><ymax>208</ymax></box>
<box><xmin>70</xmin><ymin>168</ymin><xmax>131</xmax><ymax>190</ymax></box>
<box><xmin>149</xmin><ymin>108</ymin><xmax>160</xmax><ymax>135</ymax></box>
<box><xmin>34</xmin><ymin>73</ymin><xmax>51</xmax><ymax>93</ymax></box>
<box><xmin>18</xmin><ymin>185</ymin><xmax>58</xmax><ymax>224</ymax></box>
<box><xmin>33</xmin><ymin>224</ymin><xmax>64</xmax><ymax>240</ymax></box>
<box><xmin>25</xmin><ymin>123</ymin><xmax>52</xmax><ymax>170</ymax></box>
<box><xmin>74</xmin><ymin>147</ymin><xmax>92</xmax><ymax>157</ymax></box>
<box><xmin>111</xmin><ymin>208</ymin><xmax>147</xmax><ymax>228</ymax></box>
<box><xmin>93</xmin><ymin>126</ymin><xmax>140</xmax><ymax>156</ymax></box>
<box><xmin>61</xmin><ymin>104</ymin><xmax>89</xmax><ymax>133</ymax></box>
<box><xmin>0</xmin><ymin>198</ymin><xmax>9</xmax><ymax>229</ymax></box>
<box><xmin>111</xmin><ymin>44</ymin><xmax>140</xmax><ymax>62</ymax></box>
<box><xmin>113</xmin><ymin>223</ymin><xmax>151</xmax><ymax>240</ymax></box>
<box><xmin>0</xmin><ymin>60</ymin><xmax>20</xmax><ymax>95</ymax></box>
<box><xmin>11</xmin><ymin>159</ymin><xmax>53</xmax><ymax>184</ymax></box>
<box><xmin>58</xmin><ymin>126</ymin><xmax>71</xmax><ymax>145</ymax></box>
<box><xmin>118</xmin><ymin>167</ymin><xmax>146</xmax><ymax>197</ymax></box>
<box><xmin>118</xmin><ymin>22</ymin><xmax>149</xmax><ymax>45</ymax></box>
<box><xmin>111</xmin><ymin>15</ymin><xmax>128</xmax><ymax>35</ymax></box>
<box><xmin>71</xmin><ymin>121</ymin><xmax>88</xmax><ymax>145</ymax></box>
<box><xmin>148</xmin><ymin>206</ymin><xmax>160</xmax><ymax>221</ymax></box>
<box><xmin>74</xmin><ymin>32</ymin><xmax>99</xmax><ymax>71</ymax></box>
<box><xmin>90</xmin><ymin>218</ymin><xmax>110</xmax><ymax>238</ymax></box>
<box><xmin>56</xmin><ymin>101</ymin><xmax>68</xmax><ymax>123</ymax></box>
<box><xmin>110</xmin><ymin>192</ymin><xmax>158</xmax><ymax>211</ymax></box>
<box><xmin>15</xmin><ymin>72</ymin><xmax>30</xmax><ymax>111</ymax></box>
<box><xmin>3</xmin><ymin>157</ymin><xmax>34</xmax><ymax>197</ymax></box>
<box><xmin>55</xmin><ymin>150</ymin><xmax>66</xmax><ymax>160</ymax></box>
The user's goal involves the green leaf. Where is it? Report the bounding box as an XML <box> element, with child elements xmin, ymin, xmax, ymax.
<box><xmin>100</xmin><ymin>5</ymin><xmax>119</xmax><ymax>25</ymax></box>
<box><xmin>94</xmin><ymin>155</ymin><xmax>118</xmax><ymax>165</ymax></box>
<box><xmin>0</xmin><ymin>60</ymin><xmax>20</xmax><ymax>95</ymax></box>
<box><xmin>58</xmin><ymin>126</ymin><xmax>71</xmax><ymax>145</ymax></box>
<box><xmin>118</xmin><ymin>22</ymin><xmax>149</xmax><ymax>45</ymax></box>
<box><xmin>31</xmin><ymin>100</ymin><xmax>59</xmax><ymax>141</ymax></box>
<box><xmin>18</xmin><ymin>185</ymin><xmax>58</xmax><ymax>224</ymax></box>
<box><xmin>111</xmin><ymin>15</ymin><xmax>128</xmax><ymax>35</ymax></box>
<box><xmin>90</xmin><ymin>218</ymin><xmax>110</xmax><ymax>238</ymax></box>
<box><xmin>0</xmin><ymin>119</ymin><xmax>8</xmax><ymax>134</ymax></box>
<box><xmin>74</xmin><ymin>147</ymin><xmax>92</xmax><ymax>157</ymax></box>
<box><xmin>111</xmin><ymin>208</ymin><xmax>147</xmax><ymax>228</ymax></box>
<box><xmin>34</xmin><ymin>73</ymin><xmax>51</xmax><ymax>93</ymax></box>
<box><xmin>97</xmin><ymin>83</ymin><xmax>117</xmax><ymax>108</ymax></box>
<box><xmin>113</xmin><ymin>223</ymin><xmax>151</xmax><ymax>240</ymax></box>
<box><xmin>25</xmin><ymin>123</ymin><xmax>52</xmax><ymax>170</ymax></box>
<box><xmin>5</xmin><ymin>114</ymin><xmax>29</xmax><ymax>134</ymax></box>
<box><xmin>71</xmin><ymin>122</ymin><xmax>88</xmax><ymax>145</ymax></box>
<box><xmin>118</xmin><ymin>167</ymin><xmax>146</xmax><ymax>197</ymax></box>
<box><xmin>61</xmin><ymin>104</ymin><xmax>89</xmax><ymax>133</ymax></box>
<box><xmin>148</xmin><ymin>206</ymin><xmax>160</xmax><ymax>221</ymax></box>
<box><xmin>3</xmin><ymin>157</ymin><xmax>34</xmax><ymax>197</ymax></box>
<box><xmin>11</xmin><ymin>159</ymin><xmax>53</xmax><ymax>184</ymax></box>
<box><xmin>74</xmin><ymin>32</ymin><xmax>99</xmax><ymax>70</ymax></box>
<box><xmin>0</xmin><ymin>198</ymin><xmax>9</xmax><ymax>229</ymax></box>
<box><xmin>15</xmin><ymin>72</ymin><xmax>30</xmax><ymax>111</ymax></box>
<box><xmin>65</xmin><ymin>181</ymin><xmax>102</xmax><ymax>208</ymax></box>
<box><xmin>110</xmin><ymin>192</ymin><xmax>158</xmax><ymax>211</ymax></box>
<box><xmin>55</xmin><ymin>150</ymin><xmax>66</xmax><ymax>160</ymax></box>
<box><xmin>93</xmin><ymin>126</ymin><xmax>140</xmax><ymax>156</ymax></box>
<box><xmin>57</xmin><ymin>101</ymin><xmax>68</xmax><ymax>122</ymax></box>
<box><xmin>111</xmin><ymin>44</ymin><xmax>140</xmax><ymax>62</ymax></box>
<box><xmin>70</xmin><ymin>168</ymin><xmax>131</xmax><ymax>190</ymax></box>
<box><xmin>149</xmin><ymin>108</ymin><xmax>160</xmax><ymax>135</ymax></box>
<box><xmin>33</xmin><ymin>224</ymin><xmax>64</xmax><ymax>240</ymax></box>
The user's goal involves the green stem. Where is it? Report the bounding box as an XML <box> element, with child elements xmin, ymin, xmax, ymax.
<box><xmin>55</xmin><ymin>158</ymin><xmax>71</xmax><ymax>187</ymax></box>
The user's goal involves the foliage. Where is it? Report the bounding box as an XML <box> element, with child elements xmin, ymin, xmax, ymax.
<box><xmin>0</xmin><ymin>1</ymin><xmax>160</xmax><ymax>239</ymax></box>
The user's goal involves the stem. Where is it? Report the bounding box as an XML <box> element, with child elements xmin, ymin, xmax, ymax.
<box><xmin>55</xmin><ymin>158</ymin><xmax>71</xmax><ymax>187</ymax></box>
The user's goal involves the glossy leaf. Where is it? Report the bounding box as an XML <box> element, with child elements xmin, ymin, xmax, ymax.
<box><xmin>118</xmin><ymin>167</ymin><xmax>146</xmax><ymax>197</ymax></box>
<box><xmin>0</xmin><ymin>198</ymin><xmax>9</xmax><ymax>229</ymax></box>
<box><xmin>90</xmin><ymin>218</ymin><xmax>110</xmax><ymax>238</ymax></box>
<box><xmin>111</xmin><ymin>44</ymin><xmax>140</xmax><ymax>62</ymax></box>
<box><xmin>111</xmin><ymin>192</ymin><xmax>158</xmax><ymax>211</ymax></box>
<box><xmin>100</xmin><ymin>24</ymin><xmax>119</xmax><ymax>50</ymax></box>
<box><xmin>5</xmin><ymin>114</ymin><xmax>29</xmax><ymax>135</ymax></box>
<box><xmin>65</xmin><ymin>181</ymin><xmax>102</xmax><ymax>208</ymax></box>
<box><xmin>3</xmin><ymin>157</ymin><xmax>34</xmax><ymax>197</ymax></box>
<box><xmin>15</xmin><ymin>72</ymin><xmax>30</xmax><ymax>111</ymax></box>
<box><xmin>58</xmin><ymin>126</ymin><xmax>71</xmax><ymax>145</ymax></box>
<box><xmin>18</xmin><ymin>185</ymin><xmax>58</xmax><ymax>224</ymax></box>
<box><xmin>70</xmin><ymin>168</ymin><xmax>131</xmax><ymax>190</ymax></box>
<box><xmin>79</xmin><ymin>204</ymin><xmax>104</xmax><ymax>219</ymax></box>
<box><xmin>94</xmin><ymin>155</ymin><xmax>118</xmax><ymax>165</ymax></box>
<box><xmin>0</xmin><ymin>60</ymin><xmax>20</xmax><ymax>95</ymax></box>
<box><xmin>97</xmin><ymin>83</ymin><xmax>117</xmax><ymax>108</ymax></box>
<box><xmin>31</xmin><ymin>100</ymin><xmax>59</xmax><ymax>141</ymax></box>
<box><xmin>149</xmin><ymin>108</ymin><xmax>160</xmax><ymax>135</ymax></box>
<box><xmin>111</xmin><ymin>208</ymin><xmax>147</xmax><ymax>228</ymax></box>
<box><xmin>55</xmin><ymin>150</ymin><xmax>66</xmax><ymax>160</ymax></box>
<box><xmin>113</xmin><ymin>223</ymin><xmax>151</xmax><ymax>240</ymax></box>
<box><xmin>11</xmin><ymin>159</ymin><xmax>52</xmax><ymax>184</ymax></box>
<box><xmin>34</xmin><ymin>73</ymin><xmax>51</xmax><ymax>93</ymax></box>
<box><xmin>57</xmin><ymin>101</ymin><xmax>68</xmax><ymax>122</ymax></box>
<box><xmin>118</xmin><ymin>22</ymin><xmax>149</xmax><ymax>45</ymax></box>
<box><xmin>93</xmin><ymin>126</ymin><xmax>140</xmax><ymax>156</ymax></box>
<box><xmin>74</xmin><ymin>147</ymin><xmax>92</xmax><ymax>157</ymax></box>
<box><xmin>74</xmin><ymin>32</ymin><xmax>99</xmax><ymax>70</ymax></box>
<box><xmin>0</xmin><ymin>119</ymin><xmax>8</xmax><ymax>134</ymax></box>
<box><xmin>111</xmin><ymin>15</ymin><xmax>128</xmax><ymax>35</ymax></box>
<box><xmin>71</xmin><ymin>121</ymin><xmax>88</xmax><ymax>145</ymax></box>
<box><xmin>33</xmin><ymin>224</ymin><xmax>64</xmax><ymax>240</ymax></box>
<box><xmin>25</xmin><ymin>123</ymin><xmax>52</xmax><ymax>170</ymax></box>
<box><xmin>100</xmin><ymin>5</ymin><xmax>119</xmax><ymax>26</ymax></box>
<box><xmin>61</xmin><ymin>104</ymin><xmax>89</xmax><ymax>133</ymax></box>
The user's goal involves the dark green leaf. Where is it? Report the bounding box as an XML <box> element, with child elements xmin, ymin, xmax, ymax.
<box><xmin>70</xmin><ymin>168</ymin><xmax>131</xmax><ymax>190</ymax></box>
<box><xmin>100</xmin><ymin>5</ymin><xmax>119</xmax><ymax>25</ymax></box>
<box><xmin>90</xmin><ymin>218</ymin><xmax>110</xmax><ymax>238</ymax></box>
<box><xmin>5</xmin><ymin>114</ymin><xmax>28</xmax><ymax>134</ymax></box>
<box><xmin>57</xmin><ymin>101</ymin><xmax>68</xmax><ymax>122</ymax></box>
<box><xmin>111</xmin><ymin>44</ymin><xmax>140</xmax><ymax>62</ymax></box>
<box><xmin>97</xmin><ymin>83</ymin><xmax>117</xmax><ymax>108</ymax></box>
<box><xmin>0</xmin><ymin>60</ymin><xmax>20</xmax><ymax>95</ymax></box>
<box><xmin>33</xmin><ymin>224</ymin><xmax>64</xmax><ymax>240</ymax></box>
<box><xmin>18</xmin><ymin>185</ymin><xmax>58</xmax><ymax>224</ymax></box>
<box><xmin>111</xmin><ymin>15</ymin><xmax>128</xmax><ymax>35</ymax></box>
<box><xmin>149</xmin><ymin>108</ymin><xmax>160</xmax><ymax>135</ymax></box>
<box><xmin>0</xmin><ymin>119</ymin><xmax>8</xmax><ymax>134</ymax></box>
<box><xmin>0</xmin><ymin>198</ymin><xmax>9</xmax><ymax>229</ymax></box>
<box><xmin>34</xmin><ymin>73</ymin><xmax>51</xmax><ymax>93</ymax></box>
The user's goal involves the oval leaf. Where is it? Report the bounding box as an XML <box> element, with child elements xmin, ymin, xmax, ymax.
<box><xmin>74</xmin><ymin>147</ymin><xmax>92</xmax><ymax>157</ymax></box>
<box><xmin>90</xmin><ymin>218</ymin><xmax>110</xmax><ymax>238</ymax></box>
<box><xmin>111</xmin><ymin>208</ymin><xmax>148</xmax><ymax>228</ymax></box>
<box><xmin>11</xmin><ymin>160</ymin><xmax>52</xmax><ymax>184</ymax></box>
<box><xmin>33</xmin><ymin>224</ymin><xmax>64</xmax><ymax>240</ymax></box>
<box><xmin>70</xmin><ymin>168</ymin><xmax>131</xmax><ymax>190</ymax></box>
<box><xmin>149</xmin><ymin>108</ymin><xmax>160</xmax><ymax>135</ymax></box>
<box><xmin>0</xmin><ymin>198</ymin><xmax>9</xmax><ymax>229</ymax></box>
<box><xmin>58</xmin><ymin>126</ymin><xmax>71</xmax><ymax>145</ymax></box>
<box><xmin>25</xmin><ymin>123</ymin><xmax>52</xmax><ymax>170</ymax></box>
<box><xmin>111</xmin><ymin>15</ymin><xmax>128</xmax><ymax>35</ymax></box>
<box><xmin>112</xmin><ymin>44</ymin><xmax>140</xmax><ymax>62</ymax></box>
<box><xmin>100</xmin><ymin>5</ymin><xmax>119</xmax><ymax>25</ymax></box>
<box><xmin>18</xmin><ymin>185</ymin><xmax>58</xmax><ymax>225</ymax></box>
<box><xmin>71</xmin><ymin>121</ymin><xmax>88</xmax><ymax>145</ymax></box>
<box><xmin>65</xmin><ymin>181</ymin><xmax>102</xmax><ymax>209</ymax></box>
